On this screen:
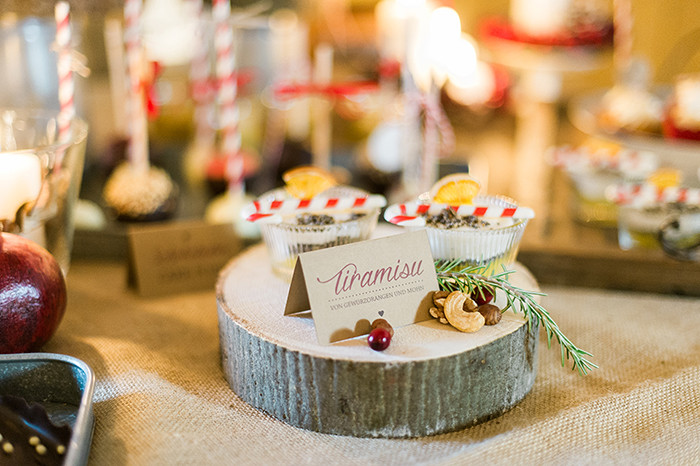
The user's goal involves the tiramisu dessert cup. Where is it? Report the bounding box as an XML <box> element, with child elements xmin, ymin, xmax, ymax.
<box><xmin>385</xmin><ymin>174</ymin><xmax>532</xmax><ymax>275</ymax></box>
<box><xmin>608</xmin><ymin>169</ymin><xmax>700</xmax><ymax>252</ymax></box>
<box><xmin>549</xmin><ymin>142</ymin><xmax>658</xmax><ymax>225</ymax></box>
<box><xmin>244</xmin><ymin>166</ymin><xmax>385</xmax><ymax>280</ymax></box>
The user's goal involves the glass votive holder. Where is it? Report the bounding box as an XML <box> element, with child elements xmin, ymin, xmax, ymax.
<box><xmin>0</xmin><ymin>109</ymin><xmax>87</xmax><ymax>274</ymax></box>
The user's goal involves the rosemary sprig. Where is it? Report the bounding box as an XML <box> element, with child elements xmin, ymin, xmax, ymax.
<box><xmin>435</xmin><ymin>259</ymin><xmax>597</xmax><ymax>376</ymax></box>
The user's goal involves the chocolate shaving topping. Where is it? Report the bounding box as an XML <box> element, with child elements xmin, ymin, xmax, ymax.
<box><xmin>296</xmin><ymin>214</ymin><xmax>335</xmax><ymax>225</ymax></box>
<box><xmin>295</xmin><ymin>212</ymin><xmax>366</xmax><ymax>226</ymax></box>
<box><xmin>424</xmin><ymin>208</ymin><xmax>490</xmax><ymax>229</ymax></box>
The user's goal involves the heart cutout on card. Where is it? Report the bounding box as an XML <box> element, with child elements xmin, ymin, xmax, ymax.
<box><xmin>378</xmin><ymin>310</ymin><xmax>384</xmax><ymax>316</ymax></box>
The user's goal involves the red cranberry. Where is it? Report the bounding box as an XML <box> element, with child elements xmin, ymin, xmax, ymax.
<box><xmin>471</xmin><ymin>287</ymin><xmax>494</xmax><ymax>306</ymax></box>
<box><xmin>367</xmin><ymin>327</ymin><xmax>392</xmax><ymax>351</ymax></box>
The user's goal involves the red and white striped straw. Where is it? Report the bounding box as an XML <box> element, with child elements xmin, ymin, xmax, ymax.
<box><xmin>547</xmin><ymin>145</ymin><xmax>658</xmax><ymax>175</ymax></box>
<box><xmin>243</xmin><ymin>195</ymin><xmax>387</xmax><ymax>223</ymax></box>
<box><xmin>607</xmin><ymin>183</ymin><xmax>700</xmax><ymax>206</ymax></box>
<box><xmin>384</xmin><ymin>202</ymin><xmax>535</xmax><ymax>226</ymax></box>
<box><xmin>189</xmin><ymin>0</ymin><xmax>215</xmax><ymax>145</ymax></box>
<box><xmin>213</xmin><ymin>0</ymin><xmax>243</xmax><ymax>196</ymax></box>
<box><xmin>124</xmin><ymin>0</ymin><xmax>149</xmax><ymax>174</ymax></box>
<box><xmin>55</xmin><ymin>1</ymin><xmax>74</xmax><ymax>143</ymax></box>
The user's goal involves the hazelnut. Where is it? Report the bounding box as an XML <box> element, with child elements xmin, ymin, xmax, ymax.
<box><xmin>432</xmin><ymin>290</ymin><xmax>449</xmax><ymax>307</ymax></box>
<box><xmin>477</xmin><ymin>304</ymin><xmax>502</xmax><ymax>325</ymax></box>
<box><xmin>462</xmin><ymin>296</ymin><xmax>478</xmax><ymax>312</ymax></box>
<box><xmin>371</xmin><ymin>318</ymin><xmax>394</xmax><ymax>336</ymax></box>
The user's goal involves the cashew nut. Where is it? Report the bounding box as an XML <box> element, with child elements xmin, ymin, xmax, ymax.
<box><xmin>443</xmin><ymin>291</ymin><xmax>485</xmax><ymax>333</ymax></box>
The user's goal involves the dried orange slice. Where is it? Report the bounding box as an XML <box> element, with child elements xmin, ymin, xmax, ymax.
<box><xmin>430</xmin><ymin>173</ymin><xmax>481</xmax><ymax>205</ymax></box>
<box><xmin>581</xmin><ymin>137</ymin><xmax>621</xmax><ymax>155</ymax></box>
<box><xmin>283</xmin><ymin>166</ymin><xmax>337</xmax><ymax>199</ymax></box>
<box><xmin>647</xmin><ymin>168</ymin><xmax>681</xmax><ymax>189</ymax></box>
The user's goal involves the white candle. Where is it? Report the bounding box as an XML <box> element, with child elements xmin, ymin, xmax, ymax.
<box><xmin>0</xmin><ymin>153</ymin><xmax>43</xmax><ymax>221</ymax></box>
<box><xmin>510</xmin><ymin>0</ymin><xmax>572</xmax><ymax>36</ymax></box>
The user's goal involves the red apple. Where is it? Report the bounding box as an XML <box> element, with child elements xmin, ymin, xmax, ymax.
<box><xmin>0</xmin><ymin>232</ymin><xmax>67</xmax><ymax>354</ymax></box>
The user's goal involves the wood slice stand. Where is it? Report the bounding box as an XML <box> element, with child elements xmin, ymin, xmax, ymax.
<box><xmin>217</xmin><ymin>243</ymin><xmax>540</xmax><ymax>438</ymax></box>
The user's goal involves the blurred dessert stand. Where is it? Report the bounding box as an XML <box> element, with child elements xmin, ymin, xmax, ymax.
<box><xmin>569</xmin><ymin>86</ymin><xmax>700</xmax><ymax>188</ymax></box>
<box><xmin>481</xmin><ymin>33</ymin><xmax>613</xmax><ymax>239</ymax></box>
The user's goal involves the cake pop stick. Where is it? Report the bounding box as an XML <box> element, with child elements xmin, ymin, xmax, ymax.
<box><xmin>124</xmin><ymin>0</ymin><xmax>149</xmax><ymax>174</ymax></box>
<box><xmin>189</xmin><ymin>0</ymin><xmax>215</xmax><ymax>147</ymax></box>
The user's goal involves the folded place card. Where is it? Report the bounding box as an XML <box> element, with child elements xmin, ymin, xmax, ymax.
<box><xmin>284</xmin><ymin>230</ymin><xmax>438</xmax><ymax>344</ymax></box>
<box><xmin>128</xmin><ymin>220</ymin><xmax>242</xmax><ymax>297</ymax></box>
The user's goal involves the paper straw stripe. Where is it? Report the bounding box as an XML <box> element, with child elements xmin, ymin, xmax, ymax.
<box><xmin>213</xmin><ymin>0</ymin><xmax>243</xmax><ymax>194</ymax></box>
<box><xmin>606</xmin><ymin>183</ymin><xmax>700</xmax><ymax>206</ymax></box>
<box><xmin>247</xmin><ymin>213</ymin><xmax>274</xmax><ymax>221</ymax></box>
<box><xmin>389</xmin><ymin>216</ymin><xmax>423</xmax><ymax>224</ymax></box>
<box><xmin>55</xmin><ymin>1</ymin><xmax>74</xmax><ymax>143</ymax></box>
<box><xmin>385</xmin><ymin>203</ymin><xmax>535</xmax><ymax>226</ymax></box>
<box><xmin>243</xmin><ymin>195</ymin><xmax>387</xmax><ymax>222</ymax></box>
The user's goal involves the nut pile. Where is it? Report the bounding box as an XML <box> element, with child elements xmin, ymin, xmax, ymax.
<box><xmin>429</xmin><ymin>289</ymin><xmax>502</xmax><ymax>333</ymax></box>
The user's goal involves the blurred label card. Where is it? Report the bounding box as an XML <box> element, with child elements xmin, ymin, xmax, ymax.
<box><xmin>128</xmin><ymin>220</ymin><xmax>242</xmax><ymax>297</ymax></box>
<box><xmin>285</xmin><ymin>230</ymin><xmax>438</xmax><ymax>344</ymax></box>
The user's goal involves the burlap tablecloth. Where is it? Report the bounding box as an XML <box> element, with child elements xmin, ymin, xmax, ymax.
<box><xmin>47</xmin><ymin>258</ymin><xmax>699</xmax><ymax>465</ymax></box>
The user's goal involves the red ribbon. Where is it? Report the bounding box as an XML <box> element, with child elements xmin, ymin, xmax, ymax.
<box><xmin>378</xmin><ymin>59</ymin><xmax>401</xmax><ymax>79</ymax></box>
<box><xmin>190</xmin><ymin>69</ymin><xmax>255</xmax><ymax>103</ymax></box>
<box><xmin>141</xmin><ymin>61</ymin><xmax>162</xmax><ymax>119</ymax></box>
<box><xmin>273</xmin><ymin>81</ymin><xmax>379</xmax><ymax>101</ymax></box>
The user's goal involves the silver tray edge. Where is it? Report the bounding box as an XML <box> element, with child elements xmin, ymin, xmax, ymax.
<box><xmin>0</xmin><ymin>352</ymin><xmax>96</xmax><ymax>466</ymax></box>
